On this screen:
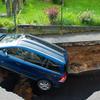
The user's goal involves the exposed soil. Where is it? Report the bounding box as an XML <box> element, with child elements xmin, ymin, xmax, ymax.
<box><xmin>66</xmin><ymin>45</ymin><xmax>100</xmax><ymax>73</ymax></box>
<box><xmin>0</xmin><ymin>69</ymin><xmax>36</xmax><ymax>100</ymax></box>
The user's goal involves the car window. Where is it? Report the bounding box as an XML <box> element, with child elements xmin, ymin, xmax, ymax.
<box><xmin>45</xmin><ymin>60</ymin><xmax>61</xmax><ymax>73</ymax></box>
<box><xmin>6</xmin><ymin>48</ymin><xmax>45</xmax><ymax>66</ymax></box>
<box><xmin>5</xmin><ymin>47</ymin><xmax>61</xmax><ymax>73</ymax></box>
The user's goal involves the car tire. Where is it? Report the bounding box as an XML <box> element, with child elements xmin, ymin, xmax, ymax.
<box><xmin>37</xmin><ymin>80</ymin><xmax>52</xmax><ymax>91</ymax></box>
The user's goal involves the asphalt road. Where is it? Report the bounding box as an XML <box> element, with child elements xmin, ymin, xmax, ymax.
<box><xmin>34</xmin><ymin>70</ymin><xmax>100</xmax><ymax>100</ymax></box>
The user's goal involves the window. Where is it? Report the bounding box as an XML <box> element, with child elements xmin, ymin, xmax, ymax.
<box><xmin>46</xmin><ymin>60</ymin><xmax>60</xmax><ymax>73</ymax></box>
<box><xmin>42</xmin><ymin>59</ymin><xmax>60</xmax><ymax>73</ymax></box>
<box><xmin>6</xmin><ymin>47</ymin><xmax>61</xmax><ymax>73</ymax></box>
<box><xmin>6</xmin><ymin>48</ymin><xmax>45</xmax><ymax>66</ymax></box>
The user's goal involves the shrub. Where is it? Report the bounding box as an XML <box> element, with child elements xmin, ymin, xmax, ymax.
<box><xmin>45</xmin><ymin>7</ymin><xmax>58</xmax><ymax>24</ymax></box>
<box><xmin>79</xmin><ymin>11</ymin><xmax>94</xmax><ymax>25</ymax></box>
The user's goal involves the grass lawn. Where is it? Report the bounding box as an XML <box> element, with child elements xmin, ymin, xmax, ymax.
<box><xmin>17</xmin><ymin>0</ymin><xmax>59</xmax><ymax>25</ymax></box>
<box><xmin>63</xmin><ymin>0</ymin><xmax>100</xmax><ymax>25</ymax></box>
<box><xmin>0</xmin><ymin>0</ymin><xmax>100</xmax><ymax>27</ymax></box>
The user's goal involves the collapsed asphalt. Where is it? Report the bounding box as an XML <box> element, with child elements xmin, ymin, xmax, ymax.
<box><xmin>1</xmin><ymin>69</ymin><xmax>100</xmax><ymax>100</ymax></box>
<box><xmin>34</xmin><ymin>70</ymin><xmax>100</xmax><ymax>100</ymax></box>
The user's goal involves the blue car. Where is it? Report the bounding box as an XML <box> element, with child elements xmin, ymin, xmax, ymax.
<box><xmin>0</xmin><ymin>34</ymin><xmax>68</xmax><ymax>91</ymax></box>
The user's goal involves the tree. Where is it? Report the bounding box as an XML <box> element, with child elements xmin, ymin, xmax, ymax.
<box><xmin>12</xmin><ymin>0</ymin><xmax>18</xmax><ymax>15</ymax></box>
<box><xmin>5</xmin><ymin>0</ymin><xmax>12</xmax><ymax>16</ymax></box>
<box><xmin>12</xmin><ymin>0</ymin><xmax>24</xmax><ymax>15</ymax></box>
<box><xmin>5</xmin><ymin>0</ymin><xmax>24</xmax><ymax>17</ymax></box>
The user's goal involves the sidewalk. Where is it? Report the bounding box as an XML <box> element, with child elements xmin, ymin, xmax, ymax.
<box><xmin>41</xmin><ymin>32</ymin><xmax>100</xmax><ymax>43</ymax></box>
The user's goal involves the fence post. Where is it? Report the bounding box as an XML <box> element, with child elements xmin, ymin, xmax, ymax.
<box><xmin>60</xmin><ymin>0</ymin><xmax>64</xmax><ymax>34</ymax></box>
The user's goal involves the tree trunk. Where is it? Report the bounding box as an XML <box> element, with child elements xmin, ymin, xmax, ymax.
<box><xmin>18</xmin><ymin>0</ymin><xmax>23</xmax><ymax>10</ymax></box>
<box><xmin>6</xmin><ymin>0</ymin><xmax>12</xmax><ymax>17</ymax></box>
<box><xmin>12</xmin><ymin>0</ymin><xmax>18</xmax><ymax>15</ymax></box>
<box><xmin>12</xmin><ymin>0</ymin><xmax>23</xmax><ymax>15</ymax></box>
<box><xmin>5</xmin><ymin>0</ymin><xmax>23</xmax><ymax>17</ymax></box>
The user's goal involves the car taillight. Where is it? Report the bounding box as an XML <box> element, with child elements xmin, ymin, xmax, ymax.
<box><xmin>58</xmin><ymin>73</ymin><xmax>67</xmax><ymax>83</ymax></box>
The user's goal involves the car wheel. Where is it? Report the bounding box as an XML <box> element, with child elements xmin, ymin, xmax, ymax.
<box><xmin>37</xmin><ymin>80</ymin><xmax>52</xmax><ymax>91</ymax></box>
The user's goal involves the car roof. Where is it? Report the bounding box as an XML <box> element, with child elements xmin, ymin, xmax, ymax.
<box><xmin>0</xmin><ymin>34</ymin><xmax>66</xmax><ymax>65</ymax></box>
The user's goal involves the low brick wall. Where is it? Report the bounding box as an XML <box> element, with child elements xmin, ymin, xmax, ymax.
<box><xmin>0</xmin><ymin>25</ymin><xmax>100</xmax><ymax>35</ymax></box>
<box><xmin>17</xmin><ymin>25</ymin><xmax>100</xmax><ymax>35</ymax></box>
<box><xmin>0</xmin><ymin>28</ymin><xmax>8</xmax><ymax>33</ymax></box>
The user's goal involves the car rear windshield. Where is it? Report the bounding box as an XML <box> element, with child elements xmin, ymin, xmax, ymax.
<box><xmin>25</xmin><ymin>35</ymin><xmax>65</xmax><ymax>54</ymax></box>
